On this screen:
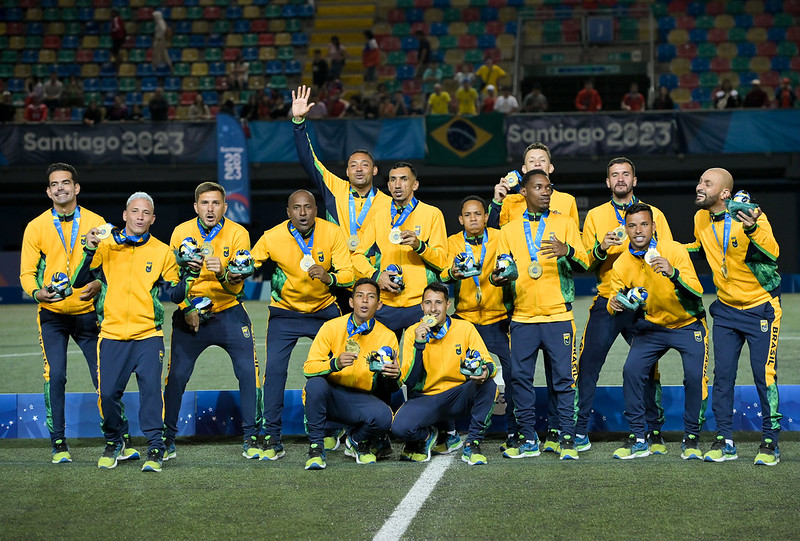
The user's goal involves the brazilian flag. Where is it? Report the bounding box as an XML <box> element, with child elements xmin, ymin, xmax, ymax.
<box><xmin>426</xmin><ymin>114</ymin><xmax>507</xmax><ymax>166</ymax></box>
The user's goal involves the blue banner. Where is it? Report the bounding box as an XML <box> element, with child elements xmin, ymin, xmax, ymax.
<box><xmin>0</xmin><ymin>122</ymin><xmax>216</xmax><ymax>165</ymax></box>
<box><xmin>677</xmin><ymin>109</ymin><xmax>800</xmax><ymax>154</ymax></box>
<box><xmin>507</xmin><ymin>113</ymin><xmax>677</xmax><ymax>157</ymax></box>
<box><xmin>247</xmin><ymin>118</ymin><xmax>426</xmax><ymax>163</ymax></box>
<box><xmin>217</xmin><ymin>114</ymin><xmax>251</xmax><ymax>224</ymax></box>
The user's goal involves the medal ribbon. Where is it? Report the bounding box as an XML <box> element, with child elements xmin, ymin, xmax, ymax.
<box><xmin>628</xmin><ymin>236</ymin><xmax>658</xmax><ymax>257</ymax></box>
<box><xmin>112</xmin><ymin>228</ymin><xmax>150</xmax><ymax>246</ymax></box>
<box><xmin>464</xmin><ymin>229</ymin><xmax>487</xmax><ymax>292</ymax></box>
<box><xmin>196</xmin><ymin>217</ymin><xmax>224</xmax><ymax>243</ymax></box>
<box><xmin>288</xmin><ymin>222</ymin><xmax>314</xmax><ymax>258</ymax></box>
<box><xmin>711</xmin><ymin>211</ymin><xmax>731</xmax><ymax>266</ymax></box>
<box><xmin>52</xmin><ymin>207</ymin><xmax>81</xmax><ymax>272</ymax></box>
<box><xmin>348</xmin><ymin>188</ymin><xmax>376</xmax><ymax>237</ymax></box>
<box><xmin>611</xmin><ymin>195</ymin><xmax>638</xmax><ymax>226</ymax></box>
<box><xmin>522</xmin><ymin>210</ymin><xmax>549</xmax><ymax>264</ymax></box>
<box><xmin>427</xmin><ymin>315</ymin><xmax>451</xmax><ymax>341</ymax></box>
<box><xmin>390</xmin><ymin>197</ymin><xmax>418</xmax><ymax>229</ymax></box>
<box><xmin>347</xmin><ymin>315</ymin><xmax>375</xmax><ymax>337</ymax></box>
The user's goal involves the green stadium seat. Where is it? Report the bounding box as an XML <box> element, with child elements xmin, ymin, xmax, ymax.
<box><xmin>57</xmin><ymin>50</ymin><xmax>75</xmax><ymax>63</ymax></box>
<box><xmin>698</xmin><ymin>42</ymin><xmax>717</xmax><ymax>58</ymax></box>
<box><xmin>242</xmin><ymin>34</ymin><xmax>258</xmax><ymax>47</ymax></box>
<box><xmin>277</xmin><ymin>46</ymin><xmax>294</xmax><ymax>61</ymax></box>
<box><xmin>392</xmin><ymin>23</ymin><xmax>411</xmax><ymax>37</ymax></box>
<box><xmin>173</xmin><ymin>63</ymin><xmax>191</xmax><ymax>76</ymax></box>
<box><xmin>205</xmin><ymin>48</ymin><xmax>222</xmax><ymax>62</ymax></box>
<box><xmin>187</xmin><ymin>6</ymin><xmax>204</xmax><ymax>19</ymax></box>
<box><xmin>128</xmin><ymin>49</ymin><xmax>147</xmax><ymax>62</ymax></box>
<box><xmin>728</xmin><ymin>27</ymin><xmax>747</xmax><ymax>42</ymax></box>
<box><xmin>651</xmin><ymin>3</ymin><xmax>668</xmax><ymax>17</ymax></box>
<box><xmin>695</xmin><ymin>15</ymin><xmax>715</xmax><ymax>29</ymax></box>
<box><xmin>268</xmin><ymin>75</ymin><xmax>287</xmax><ymax>89</ymax></box>
<box><xmin>438</xmin><ymin>35</ymin><xmax>458</xmax><ymax>50</ymax></box>
<box><xmin>265</xmin><ymin>5</ymin><xmax>282</xmax><ymax>18</ymax></box>
<box><xmin>467</xmin><ymin>21</ymin><xmax>486</xmax><ymax>35</ymax></box>
<box><xmin>173</xmin><ymin>35</ymin><xmax>190</xmax><ymax>48</ymax></box>
<box><xmin>248</xmin><ymin>60</ymin><xmax>263</xmax><ymax>75</ymax></box>
<box><xmin>464</xmin><ymin>49</ymin><xmax>483</xmax><ymax>63</ymax></box>
<box><xmin>725</xmin><ymin>0</ymin><xmax>744</xmax><ymax>14</ymax></box>
<box><xmin>773</xmin><ymin>13</ymin><xmax>794</xmax><ymax>27</ymax></box>
<box><xmin>731</xmin><ymin>57</ymin><xmax>750</xmax><ymax>72</ymax></box>
<box><xmin>44</xmin><ymin>8</ymin><xmax>60</xmax><ymax>21</ymax></box>
<box><xmin>285</xmin><ymin>19</ymin><xmax>302</xmax><ymax>33</ymax></box>
<box><xmin>2</xmin><ymin>50</ymin><xmax>17</xmax><ymax>63</ymax></box>
<box><xmin>98</xmin><ymin>35</ymin><xmax>112</xmax><ymax>49</ymax></box>
<box><xmin>0</xmin><ymin>64</ymin><xmax>12</xmax><ymax>78</ymax></box>
<box><xmin>119</xmin><ymin>78</ymin><xmax>137</xmax><ymax>92</ymax></box>
<box><xmin>65</xmin><ymin>22</ymin><xmax>82</xmax><ymax>35</ymax></box>
<box><xmin>777</xmin><ymin>41</ymin><xmax>799</xmax><ymax>57</ymax></box>
<box><xmin>214</xmin><ymin>20</ymin><xmax>231</xmax><ymax>33</ymax></box>
<box><xmin>198</xmin><ymin>77</ymin><xmax>215</xmax><ymax>91</ymax></box>
<box><xmin>140</xmin><ymin>20</ymin><xmax>154</xmax><ymax>34</ymax></box>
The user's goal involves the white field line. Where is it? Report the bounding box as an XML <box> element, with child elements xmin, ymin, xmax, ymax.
<box><xmin>0</xmin><ymin>342</ymin><xmax>270</xmax><ymax>359</ymax></box>
<box><xmin>373</xmin><ymin>455</ymin><xmax>453</xmax><ymax>541</ymax></box>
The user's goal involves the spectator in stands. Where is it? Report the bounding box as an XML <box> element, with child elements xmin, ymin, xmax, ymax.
<box><xmin>743</xmin><ymin>79</ymin><xmax>770</xmax><ymax>109</ymax></box>
<box><xmin>42</xmin><ymin>72</ymin><xmax>63</xmax><ymax>112</ymax></box>
<box><xmin>494</xmin><ymin>85</ymin><xmax>520</xmax><ymax>114</ymax></box>
<box><xmin>775</xmin><ymin>77</ymin><xmax>797</xmax><ymax>109</ymax></box>
<box><xmin>392</xmin><ymin>90</ymin><xmax>409</xmax><ymax>116</ymax></box>
<box><xmin>422</xmin><ymin>59</ymin><xmax>443</xmax><ymax>98</ymax></box>
<box><xmin>363</xmin><ymin>30</ymin><xmax>380</xmax><ymax>83</ymax></box>
<box><xmin>152</xmin><ymin>10</ymin><xmax>173</xmax><ymax>73</ymax></box>
<box><xmin>575</xmin><ymin>80</ymin><xmax>602</xmax><ymax>112</ymax></box>
<box><xmin>522</xmin><ymin>83</ymin><xmax>548</xmax><ymax>113</ymax></box>
<box><xmin>307</xmin><ymin>91</ymin><xmax>329</xmax><ymax>119</ymax></box>
<box><xmin>129</xmin><ymin>104</ymin><xmax>144</xmax><ymax>121</ymax></box>
<box><xmin>25</xmin><ymin>96</ymin><xmax>48</xmax><ymax>122</ymax></box>
<box><xmin>378</xmin><ymin>95</ymin><xmax>396</xmax><ymax>118</ymax></box>
<box><xmin>26</xmin><ymin>76</ymin><xmax>44</xmax><ymax>107</ymax></box>
<box><xmin>270</xmin><ymin>93</ymin><xmax>291</xmax><ymax>120</ymax></box>
<box><xmin>106</xmin><ymin>95</ymin><xmax>129</xmax><ymax>121</ymax></box>
<box><xmin>713</xmin><ymin>79</ymin><xmax>741</xmax><ymax>109</ymax></box>
<box><xmin>328</xmin><ymin>36</ymin><xmax>347</xmax><ymax>82</ymax></box>
<box><xmin>621</xmin><ymin>82</ymin><xmax>645</xmax><ymax>111</ymax></box>
<box><xmin>426</xmin><ymin>83</ymin><xmax>451</xmax><ymax>115</ymax></box>
<box><xmin>82</xmin><ymin>100</ymin><xmax>103</xmax><ymax>125</ymax></box>
<box><xmin>189</xmin><ymin>94</ymin><xmax>211</xmax><ymax>120</ymax></box>
<box><xmin>312</xmin><ymin>49</ymin><xmax>329</xmax><ymax>91</ymax></box>
<box><xmin>375</xmin><ymin>82</ymin><xmax>389</xmax><ymax>104</ymax></box>
<box><xmin>62</xmin><ymin>76</ymin><xmax>85</xmax><ymax>108</ymax></box>
<box><xmin>456</xmin><ymin>78</ymin><xmax>479</xmax><ymax>116</ymax></box>
<box><xmin>326</xmin><ymin>91</ymin><xmax>347</xmax><ymax>118</ymax></box>
<box><xmin>415</xmin><ymin>30</ymin><xmax>432</xmax><ymax>79</ymax></box>
<box><xmin>343</xmin><ymin>94</ymin><xmax>362</xmax><ymax>117</ymax></box>
<box><xmin>476</xmin><ymin>57</ymin><xmax>506</xmax><ymax>94</ymax></box>
<box><xmin>241</xmin><ymin>94</ymin><xmax>259</xmax><ymax>122</ymax></box>
<box><xmin>228</xmin><ymin>54</ymin><xmax>249</xmax><ymax>93</ymax></box>
<box><xmin>0</xmin><ymin>91</ymin><xmax>15</xmax><ymax>123</ymax></box>
<box><xmin>651</xmin><ymin>85</ymin><xmax>674</xmax><ymax>110</ymax></box>
<box><xmin>327</xmin><ymin>78</ymin><xmax>344</xmax><ymax>97</ymax></box>
<box><xmin>409</xmin><ymin>94</ymin><xmax>426</xmax><ymax>115</ymax></box>
<box><xmin>454</xmin><ymin>65</ymin><xmax>475</xmax><ymax>87</ymax></box>
<box><xmin>220</xmin><ymin>98</ymin><xmax>236</xmax><ymax>117</ymax></box>
<box><xmin>482</xmin><ymin>85</ymin><xmax>497</xmax><ymax>113</ymax></box>
<box><xmin>258</xmin><ymin>93</ymin><xmax>272</xmax><ymax>120</ymax></box>
<box><xmin>148</xmin><ymin>87</ymin><xmax>169</xmax><ymax>121</ymax></box>
<box><xmin>363</xmin><ymin>94</ymin><xmax>380</xmax><ymax>119</ymax></box>
<box><xmin>110</xmin><ymin>9</ymin><xmax>127</xmax><ymax>68</ymax></box>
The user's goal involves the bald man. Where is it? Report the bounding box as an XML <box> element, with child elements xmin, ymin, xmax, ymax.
<box><xmin>688</xmin><ymin>168</ymin><xmax>782</xmax><ymax>466</ymax></box>
<box><xmin>251</xmin><ymin>190</ymin><xmax>356</xmax><ymax>460</ymax></box>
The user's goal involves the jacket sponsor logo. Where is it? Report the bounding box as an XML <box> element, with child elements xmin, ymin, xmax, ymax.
<box><xmin>455</xmin><ymin>344</ymin><xmax>462</xmax><ymax>355</ymax></box>
<box><xmin>760</xmin><ymin>319</ymin><xmax>768</xmax><ymax>333</ymax></box>
<box><xmin>732</xmin><ymin>237</ymin><xmax>738</xmax><ymax>248</ymax></box>
<box><xmin>317</xmin><ymin>251</ymin><xmax>324</xmax><ymax>263</ymax></box>
<box><xmin>563</xmin><ymin>333</ymin><xmax>571</xmax><ymax>346</ymax></box>
<box><xmin>694</xmin><ymin>330</ymin><xmax>702</xmax><ymax>342</ymax></box>
<box><xmin>242</xmin><ymin>326</ymin><xmax>250</xmax><ymax>338</ymax></box>
<box><xmin>146</xmin><ymin>261</ymin><xmax>153</xmax><ymax>273</ymax></box>
<box><xmin>224</xmin><ymin>246</ymin><xmax>230</xmax><ymax>257</ymax></box>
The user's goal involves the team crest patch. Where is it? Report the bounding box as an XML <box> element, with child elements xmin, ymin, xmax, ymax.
<box><xmin>760</xmin><ymin>320</ymin><xmax>768</xmax><ymax>332</ymax></box>
<box><xmin>159</xmin><ymin>350</ymin><xmax>164</xmax><ymax>363</ymax></box>
<box><xmin>242</xmin><ymin>326</ymin><xmax>251</xmax><ymax>338</ymax></box>
<box><xmin>694</xmin><ymin>331</ymin><xmax>702</xmax><ymax>342</ymax></box>
<box><xmin>732</xmin><ymin>238</ymin><xmax>738</xmax><ymax>248</ymax></box>
<box><xmin>317</xmin><ymin>251</ymin><xmax>324</xmax><ymax>262</ymax></box>
<box><xmin>415</xmin><ymin>225</ymin><xmax>421</xmax><ymax>236</ymax></box>
<box><xmin>146</xmin><ymin>261</ymin><xmax>153</xmax><ymax>272</ymax></box>
<box><xmin>563</xmin><ymin>333</ymin><xmax>571</xmax><ymax>346</ymax></box>
<box><xmin>224</xmin><ymin>247</ymin><xmax>230</xmax><ymax>257</ymax></box>
<box><xmin>81</xmin><ymin>235</ymin><xmax>87</xmax><ymax>246</ymax></box>
<box><xmin>455</xmin><ymin>344</ymin><xmax>462</xmax><ymax>355</ymax></box>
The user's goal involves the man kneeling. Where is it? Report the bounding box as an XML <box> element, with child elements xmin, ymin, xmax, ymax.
<box><xmin>393</xmin><ymin>282</ymin><xmax>497</xmax><ymax>466</ymax></box>
<box><xmin>302</xmin><ymin>278</ymin><xmax>401</xmax><ymax>470</ymax></box>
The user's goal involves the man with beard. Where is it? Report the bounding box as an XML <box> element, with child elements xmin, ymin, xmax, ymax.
<box><xmin>689</xmin><ymin>168</ymin><xmax>782</xmax><ymax>466</ymax></box>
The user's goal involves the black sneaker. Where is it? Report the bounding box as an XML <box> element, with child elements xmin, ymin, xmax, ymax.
<box><xmin>142</xmin><ymin>448</ymin><xmax>164</xmax><ymax>472</ymax></box>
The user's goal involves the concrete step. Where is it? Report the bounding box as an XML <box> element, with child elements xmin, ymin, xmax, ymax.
<box><xmin>317</xmin><ymin>4</ymin><xmax>376</xmax><ymax>18</ymax></box>
<box><xmin>313</xmin><ymin>17</ymin><xmax>374</xmax><ymax>31</ymax></box>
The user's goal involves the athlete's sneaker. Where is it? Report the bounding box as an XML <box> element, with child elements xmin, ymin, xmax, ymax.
<box><xmin>142</xmin><ymin>448</ymin><xmax>164</xmax><ymax>472</ymax></box>
<box><xmin>754</xmin><ymin>438</ymin><xmax>780</xmax><ymax>466</ymax></box>
<box><xmin>647</xmin><ymin>430</ymin><xmax>668</xmax><ymax>455</ymax></box>
<box><xmin>259</xmin><ymin>435</ymin><xmax>285</xmax><ymax>461</ymax></box>
<box><xmin>409</xmin><ymin>427</ymin><xmax>438</xmax><ymax>463</ymax></box>
<box><xmin>370</xmin><ymin>435</ymin><xmax>393</xmax><ymax>459</ymax></box>
<box><xmin>613</xmin><ymin>434</ymin><xmax>651</xmax><ymax>460</ymax></box>
<box><xmin>703</xmin><ymin>435</ymin><xmax>738</xmax><ymax>462</ymax></box>
<box><xmin>575</xmin><ymin>434</ymin><xmax>592</xmax><ymax>452</ymax></box>
<box><xmin>542</xmin><ymin>429</ymin><xmax>561</xmax><ymax>453</ymax></box>
<box><xmin>242</xmin><ymin>435</ymin><xmax>262</xmax><ymax>459</ymax></box>
<box><xmin>559</xmin><ymin>435</ymin><xmax>579</xmax><ymax>460</ymax></box>
<box><xmin>499</xmin><ymin>433</ymin><xmax>518</xmax><ymax>452</ymax></box>
<box><xmin>304</xmin><ymin>443</ymin><xmax>326</xmax><ymax>470</ymax></box>
<box><xmin>118</xmin><ymin>434</ymin><xmax>140</xmax><ymax>461</ymax></box>
<box><xmin>432</xmin><ymin>432</ymin><xmax>463</xmax><ymax>455</ymax></box>
<box><xmin>52</xmin><ymin>439</ymin><xmax>72</xmax><ymax>464</ymax></box>
<box><xmin>400</xmin><ymin>441</ymin><xmax>418</xmax><ymax>462</ymax></box>
<box><xmin>462</xmin><ymin>440</ymin><xmax>487</xmax><ymax>466</ymax></box>
<box><xmin>503</xmin><ymin>437</ymin><xmax>541</xmax><ymax>459</ymax></box>
<box><xmin>324</xmin><ymin>428</ymin><xmax>345</xmax><ymax>451</ymax></box>
<box><xmin>344</xmin><ymin>436</ymin><xmax>377</xmax><ymax>464</ymax></box>
<box><xmin>163</xmin><ymin>441</ymin><xmax>177</xmax><ymax>462</ymax></box>
<box><xmin>681</xmin><ymin>434</ymin><xmax>703</xmax><ymax>460</ymax></box>
<box><xmin>98</xmin><ymin>440</ymin><xmax>123</xmax><ymax>469</ymax></box>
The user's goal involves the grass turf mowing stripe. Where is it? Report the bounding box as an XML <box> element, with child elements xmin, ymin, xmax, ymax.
<box><xmin>373</xmin><ymin>455</ymin><xmax>454</xmax><ymax>541</ymax></box>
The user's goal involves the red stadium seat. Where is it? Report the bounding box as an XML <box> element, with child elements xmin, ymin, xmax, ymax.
<box><xmin>705</xmin><ymin>1</ymin><xmax>725</xmax><ymax>15</ymax></box>
<box><xmin>679</xmin><ymin>73</ymin><xmax>700</xmax><ymax>89</ymax></box>
<box><xmin>706</xmin><ymin>28</ymin><xmax>729</xmax><ymax>43</ymax></box>
<box><xmin>676</xmin><ymin>43</ymin><xmax>698</xmax><ymax>58</ymax></box>
<box><xmin>756</xmin><ymin>41</ymin><xmax>777</xmax><ymax>56</ymax></box>
<box><xmin>388</xmin><ymin>9</ymin><xmax>405</xmax><ymax>24</ymax></box>
<box><xmin>462</xmin><ymin>8</ymin><xmax>480</xmax><ymax>22</ymax></box>
<box><xmin>137</xmin><ymin>7</ymin><xmax>153</xmax><ymax>21</ymax></box>
<box><xmin>710</xmin><ymin>57</ymin><xmax>731</xmax><ymax>72</ymax></box>
<box><xmin>251</xmin><ymin>20</ymin><xmax>268</xmax><ymax>33</ymax></box>
<box><xmin>675</xmin><ymin>15</ymin><xmax>696</xmax><ymax>29</ymax></box>
<box><xmin>180</xmin><ymin>91</ymin><xmax>197</xmax><ymax>106</ymax></box>
<box><xmin>204</xmin><ymin>7</ymin><xmax>221</xmax><ymax>20</ymax></box>
<box><xmin>258</xmin><ymin>33</ymin><xmax>275</xmax><ymax>46</ymax></box>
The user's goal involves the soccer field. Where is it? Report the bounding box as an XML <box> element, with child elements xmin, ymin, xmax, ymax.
<box><xmin>1</xmin><ymin>295</ymin><xmax>799</xmax><ymax>539</ymax></box>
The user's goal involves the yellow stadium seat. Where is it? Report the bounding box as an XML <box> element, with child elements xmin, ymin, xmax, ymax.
<box><xmin>639</xmin><ymin>24</ymin><xmax>654</xmax><ymax>41</ymax></box>
<box><xmin>60</xmin><ymin>0</ymin><xmax>77</xmax><ymax>6</ymax></box>
<box><xmin>82</xmin><ymin>36</ymin><xmax>100</xmax><ymax>49</ymax></box>
<box><xmin>243</xmin><ymin>6</ymin><xmax>260</xmax><ymax>19</ymax></box>
<box><xmin>81</xmin><ymin>64</ymin><xmax>100</xmax><ymax>78</ymax></box>
<box><xmin>749</xmin><ymin>56</ymin><xmax>770</xmax><ymax>72</ymax></box>
<box><xmin>667</xmin><ymin>29</ymin><xmax>689</xmax><ymax>45</ymax></box>
<box><xmin>39</xmin><ymin>50</ymin><xmax>57</xmax><ymax>63</ymax></box>
<box><xmin>175</xmin><ymin>106</ymin><xmax>190</xmax><ymax>120</ymax></box>
<box><xmin>717</xmin><ymin>42</ymin><xmax>737</xmax><ymax>59</ymax></box>
<box><xmin>119</xmin><ymin>63</ymin><xmax>136</xmax><ymax>77</ymax></box>
<box><xmin>14</xmin><ymin>64</ymin><xmax>32</xmax><ymax>78</ymax></box>
<box><xmin>182</xmin><ymin>48</ymin><xmax>200</xmax><ymax>62</ymax></box>
<box><xmin>499</xmin><ymin>7</ymin><xmax>518</xmax><ymax>23</ymax></box>
<box><xmin>449</xmin><ymin>22</ymin><xmax>467</xmax><ymax>36</ymax></box>
<box><xmin>373</xmin><ymin>22</ymin><xmax>392</xmax><ymax>36</ymax></box>
<box><xmin>523</xmin><ymin>22</ymin><xmax>542</xmax><ymax>46</ymax></box>
<box><xmin>183</xmin><ymin>77</ymin><xmax>199</xmax><ymax>91</ymax></box>
<box><xmin>191</xmin><ymin>62</ymin><xmax>209</xmax><ymax>76</ymax></box>
<box><xmin>744</xmin><ymin>0</ymin><xmax>764</xmax><ymax>14</ymax></box>
<box><xmin>268</xmin><ymin>19</ymin><xmax>286</xmax><ymax>32</ymax></box>
<box><xmin>444</xmin><ymin>49</ymin><xmax>465</xmax><ymax>65</ymax></box>
<box><xmin>249</xmin><ymin>75</ymin><xmax>266</xmax><ymax>90</ymax></box>
<box><xmin>259</xmin><ymin>47</ymin><xmax>277</xmax><ymax>61</ymax></box>
<box><xmin>499</xmin><ymin>47</ymin><xmax>514</xmax><ymax>61</ymax></box>
<box><xmin>714</xmin><ymin>15</ymin><xmax>735</xmax><ymax>30</ymax></box>
<box><xmin>423</xmin><ymin>8</ymin><xmax>444</xmax><ymax>23</ymax></box>
<box><xmin>275</xmin><ymin>33</ymin><xmax>292</xmax><ymax>46</ymax></box>
<box><xmin>9</xmin><ymin>36</ymin><xmax>26</xmax><ymax>50</ymax></box>
<box><xmin>199</xmin><ymin>0</ymin><xmax>214</xmax><ymax>6</ymax></box>
<box><xmin>746</xmin><ymin>27</ymin><xmax>767</xmax><ymax>43</ymax></box>
<box><xmin>171</xmin><ymin>7</ymin><xmax>187</xmax><ymax>20</ymax></box>
<box><xmin>670</xmin><ymin>87</ymin><xmax>691</xmax><ymax>103</ymax></box>
<box><xmin>226</xmin><ymin>34</ymin><xmax>243</xmax><ymax>47</ymax></box>
<box><xmin>428</xmin><ymin>36</ymin><xmax>439</xmax><ymax>50</ymax></box>
<box><xmin>192</xmin><ymin>21</ymin><xmax>209</xmax><ymax>34</ymax></box>
<box><xmin>719</xmin><ymin>72</ymin><xmax>740</xmax><ymax>87</ymax></box>
<box><xmin>95</xmin><ymin>8</ymin><xmax>110</xmax><ymax>21</ymax></box>
<box><xmin>497</xmin><ymin>34</ymin><xmax>515</xmax><ymax>49</ymax></box>
<box><xmin>452</xmin><ymin>0</ymin><xmax>470</xmax><ymax>7</ymax></box>
<box><xmin>26</xmin><ymin>8</ymin><xmax>43</xmax><ymax>21</ymax></box>
<box><xmin>47</xmin><ymin>22</ymin><xmax>65</xmax><ymax>35</ymax></box>
<box><xmin>669</xmin><ymin>57</ymin><xmax>691</xmax><ymax>75</ymax></box>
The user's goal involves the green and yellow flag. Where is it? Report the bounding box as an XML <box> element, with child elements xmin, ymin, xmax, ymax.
<box><xmin>426</xmin><ymin>114</ymin><xmax>507</xmax><ymax>166</ymax></box>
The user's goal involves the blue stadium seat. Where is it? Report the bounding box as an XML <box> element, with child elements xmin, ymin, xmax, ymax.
<box><xmin>737</xmin><ymin>42</ymin><xmax>756</xmax><ymax>57</ymax></box>
<box><xmin>28</xmin><ymin>22</ymin><xmax>44</xmax><ymax>35</ymax></box>
<box><xmin>202</xmin><ymin>91</ymin><xmax>218</xmax><ymax>106</ymax></box>
<box><xmin>265</xmin><ymin>60</ymin><xmax>283</xmax><ymax>75</ymax></box>
<box><xmin>430</xmin><ymin>22</ymin><xmax>449</xmax><ymax>36</ymax></box>
<box><xmin>85</xmin><ymin>21</ymin><xmax>100</xmax><ymax>35</ymax></box>
<box><xmin>101</xmin><ymin>78</ymin><xmax>118</xmax><ymax>93</ymax></box>
<box><xmin>94</xmin><ymin>50</ymin><xmax>111</xmax><ymax>63</ymax></box>
<box><xmin>396</xmin><ymin>65</ymin><xmax>415</xmax><ymax>80</ymax></box>
<box><xmin>689</xmin><ymin>29</ymin><xmax>707</xmax><ymax>42</ymax></box>
<box><xmin>209</xmin><ymin>62</ymin><xmax>226</xmax><ymax>76</ymax></box>
<box><xmin>57</xmin><ymin>64</ymin><xmax>78</xmax><ymax>78</ymax></box>
<box><xmin>691</xmin><ymin>87</ymin><xmax>711</xmax><ymax>102</ymax></box>
<box><xmin>734</xmin><ymin>14</ymin><xmax>752</xmax><ymax>28</ymax></box>
<box><xmin>83</xmin><ymin>78</ymin><xmax>100</xmax><ymax>92</ymax></box>
<box><xmin>284</xmin><ymin>60</ymin><xmax>301</xmax><ymax>74</ymax></box>
<box><xmin>401</xmin><ymin>37</ymin><xmax>419</xmax><ymax>51</ymax></box>
<box><xmin>164</xmin><ymin>77</ymin><xmax>182</xmax><ymax>91</ymax></box>
<box><xmin>291</xmin><ymin>33</ymin><xmax>309</xmax><ymax>47</ymax></box>
<box><xmin>406</xmin><ymin>8</ymin><xmax>424</xmax><ymax>23</ymax></box>
<box><xmin>71</xmin><ymin>108</ymin><xmax>85</xmax><ymax>121</ymax></box>
<box><xmin>175</xmin><ymin>21</ymin><xmax>192</xmax><ymax>34</ymax></box>
<box><xmin>78</xmin><ymin>8</ymin><xmax>94</xmax><ymax>21</ymax></box>
<box><xmin>42</xmin><ymin>0</ymin><xmax>58</xmax><ymax>7</ymax></box>
<box><xmin>155</xmin><ymin>64</ymin><xmax>172</xmax><ymax>77</ymax></box>
<box><xmin>100</xmin><ymin>63</ymin><xmax>117</xmax><ymax>77</ymax></box>
<box><xmin>282</xmin><ymin>5</ymin><xmax>298</xmax><ymax>18</ymax></box>
<box><xmin>135</xmin><ymin>36</ymin><xmax>153</xmax><ymax>49</ymax></box>
<box><xmin>62</xmin><ymin>36</ymin><xmax>79</xmax><ymax>49</ymax></box>
<box><xmin>208</xmin><ymin>35</ymin><xmax>224</xmax><ymax>48</ymax></box>
<box><xmin>21</xmin><ymin>50</ymin><xmax>38</xmax><ymax>64</ymax></box>
<box><xmin>767</xmin><ymin>27</ymin><xmax>786</xmax><ymax>42</ymax></box>
<box><xmin>478</xmin><ymin>35</ymin><xmax>496</xmax><ymax>49</ymax></box>
<box><xmin>659</xmin><ymin>73</ymin><xmax>679</xmax><ymax>90</ymax></box>
<box><xmin>657</xmin><ymin>43</ymin><xmax>677</xmax><ymax>62</ymax></box>
<box><xmin>691</xmin><ymin>57</ymin><xmax>710</xmax><ymax>72</ymax></box>
<box><xmin>763</xmin><ymin>0</ymin><xmax>783</xmax><ymax>13</ymax></box>
<box><xmin>234</xmin><ymin>19</ymin><xmax>250</xmax><ymax>33</ymax></box>
<box><xmin>141</xmin><ymin>77</ymin><xmax>158</xmax><ymax>92</ymax></box>
<box><xmin>771</xmin><ymin>56</ymin><xmax>791</xmax><ymax>71</ymax></box>
<box><xmin>687</xmin><ymin>1</ymin><xmax>705</xmax><ymax>16</ymax></box>
<box><xmin>227</xmin><ymin>6</ymin><xmax>243</xmax><ymax>19</ymax></box>
<box><xmin>6</xmin><ymin>8</ymin><xmax>22</xmax><ymax>21</ymax></box>
<box><xmin>553</xmin><ymin>5</ymin><xmax>573</xmax><ymax>19</ymax></box>
<box><xmin>505</xmin><ymin>21</ymin><xmax>518</xmax><ymax>35</ymax></box>
<box><xmin>739</xmin><ymin>72</ymin><xmax>758</xmax><ymax>86</ymax></box>
<box><xmin>241</xmin><ymin>47</ymin><xmax>258</xmax><ymax>61</ymax></box>
<box><xmin>481</xmin><ymin>7</ymin><xmax>498</xmax><ymax>22</ymax></box>
<box><xmin>7</xmin><ymin>78</ymin><xmax>25</xmax><ymax>93</ymax></box>
<box><xmin>658</xmin><ymin>17</ymin><xmax>677</xmax><ymax>32</ymax></box>
<box><xmin>127</xmin><ymin>91</ymin><xmax>143</xmax><ymax>106</ymax></box>
<box><xmin>190</xmin><ymin>35</ymin><xmax>206</xmax><ymax>48</ymax></box>
<box><xmin>296</xmin><ymin>4</ymin><xmax>314</xmax><ymax>17</ymax></box>
<box><xmin>434</xmin><ymin>0</ymin><xmax>451</xmax><ymax>7</ymax></box>
<box><xmin>431</xmin><ymin>49</ymin><xmax>444</xmax><ymax>63</ymax></box>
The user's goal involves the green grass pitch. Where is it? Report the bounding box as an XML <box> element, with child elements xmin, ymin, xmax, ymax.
<box><xmin>1</xmin><ymin>294</ymin><xmax>798</xmax><ymax>539</ymax></box>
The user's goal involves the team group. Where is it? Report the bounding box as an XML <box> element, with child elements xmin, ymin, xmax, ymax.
<box><xmin>20</xmin><ymin>84</ymin><xmax>783</xmax><ymax>472</ymax></box>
